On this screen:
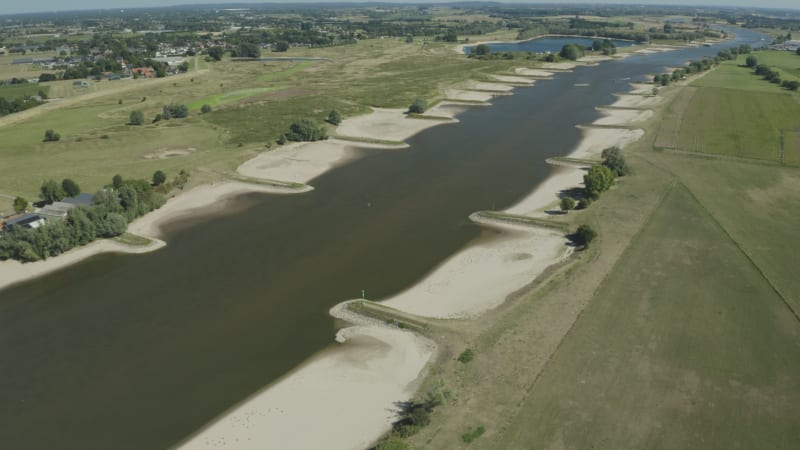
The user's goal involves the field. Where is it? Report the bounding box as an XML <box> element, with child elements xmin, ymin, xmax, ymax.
<box><xmin>496</xmin><ymin>182</ymin><xmax>800</xmax><ymax>449</ymax></box>
<box><xmin>0</xmin><ymin>37</ymin><xmax>532</xmax><ymax>200</ymax></box>
<box><xmin>655</xmin><ymin>53</ymin><xmax>800</xmax><ymax>164</ymax></box>
<box><xmin>404</xmin><ymin>50</ymin><xmax>800</xmax><ymax>449</ymax></box>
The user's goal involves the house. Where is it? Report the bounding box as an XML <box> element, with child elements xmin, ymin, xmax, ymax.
<box><xmin>131</xmin><ymin>67</ymin><xmax>155</xmax><ymax>78</ymax></box>
<box><xmin>2</xmin><ymin>214</ymin><xmax>46</xmax><ymax>232</ymax></box>
<box><xmin>36</xmin><ymin>202</ymin><xmax>76</xmax><ymax>221</ymax></box>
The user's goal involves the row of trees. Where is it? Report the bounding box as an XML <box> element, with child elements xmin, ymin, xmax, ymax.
<box><xmin>560</xmin><ymin>147</ymin><xmax>629</xmax><ymax>215</ymax></box>
<box><xmin>753</xmin><ymin>62</ymin><xmax>800</xmax><ymax>91</ymax></box>
<box><xmin>0</xmin><ymin>94</ymin><xmax>46</xmax><ymax>117</ymax></box>
<box><xmin>1</xmin><ymin>174</ymin><xmax>169</xmax><ymax>262</ymax></box>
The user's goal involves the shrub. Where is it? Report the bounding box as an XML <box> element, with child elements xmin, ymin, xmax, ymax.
<box><xmin>13</xmin><ymin>197</ymin><xmax>28</xmax><ymax>213</ymax></box>
<box><xmin>129</xmin><ymin>110</ymin><xmax>144</xmax><ymax>125</ymax></box>
<box><xmin>409</xmin><ymin>98</ymin><xmax>428</xmax><ymax>114</ymax></box>
<box><xmin>201</xmin><ymin>104</ymin><xmax>212</xmax><ymax>114</ymax></box>
<box><xmin>560</xmin><ymin>196</ymin><xmax>576</xmax><ymax>212</ymax></box>
<box><xmin>43</xmin><ymin>129</ymin><xmax>60</xmax><ymax>142</ymax></box>
<box><xmin>327</xmin><ymin>109</ymin><xmax>342</xmax><ymax>125</ymax></box>
<box><xmin>163</xmin><ymin>103</ymin><xmax>189</xmax><ymax>119</ymax></box>
<box><xmin>574</xmin><ymin>224</ymin><xmax>597</xmax><ymax>248</ymax></box>
<box><xmin>61</xmin><ymin>178</ymin><xmax>81</xmax><ymax>197</ymax></box>
<box><xmin>152</xmin><ymin>170</ymin><xmax>167</xmax><ymax>186</ymax></box>
<box><xmin>287</xmin><ymin>118</ymin><xmax>328</xmax><ymax>142</ymax></box>
<box><xmin>457</xmin><ymin>348</ymin><xmax>474</xmax><ymax>364</ymax></box>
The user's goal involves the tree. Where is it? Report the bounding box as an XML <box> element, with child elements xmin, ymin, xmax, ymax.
<box><xmin>473</xmin><ymin>44</ymin><xmax>491</xmax><ymax>56</ymax></box>
<box><xmin>152</xmin><ymin>170</ymin><xmax>167</xmax><ymax>186</ymax></box>
<box><xmin>601</xmin><ymin>147</ymin><xmax>629</xmax><ymax>176</ymax></box>
<box><xmin>560</xmin><ymin>196</ymin><xmax>576</xmax><ymax>212</ymax></box>
<box><xmin>409</xmin><ymin>98</ymin><xmax>428</xmax><ymax>114</ymax></box>
<box><xmin>13</xmin><ymin>197</ymin><xmax>28</xmax><ymax>213</ymax></box>
<box><xmin>275</xmin><ymin>41</ymin><xmax>290</xmax><ymax>52</ymax></box>
<box><xmin>797</xmin><ymin>48</ymin><xmax>800</xmax><ymax>56</ymax></box>
<box><xmin>201</xmin><ymin>104</ymin><xmax>212</xmax><ymax>114</ymax></box>
<box><xmin>574</xmin><ymin>224</ymin><xmax>597</xmax><ymax>248</ymax></box>
<box><xmin>286</xmin><ymin>118</ymin><xmax>328</xmax><ymax>142</ymax></box>
<box><xmin>782</xmin><ymin>80</ymin><xmax>800</xmax><ymax>91</ymax></box>
<box><xmin>129</xmin><ymin>110</ymin><xmax>144</xmax><ymax>125</ymax></box>
<box><xmin>208</xmin><ymin>46</ymin><xmax>224</xmax><ymax>61</ymax></box>
<box><xmin>745</xmin><ymin>55</ymin><xmax>758</xmax><ymax>68</ymax></box>
<box><xmin>583</xmin><ymin>165</ymin><xmax>614</xmax><ymax>198</ymax></box>
<box><xmin>559</xmin><ymin>44</ymin><xmax>584</xmax><ymax>61</ymax></box>
<box><xmin>112</xmin><ymin>174</ymin><xmax>124</xmax><ymax>189</ymax></box>
<box><xmin>61</xmin><ymin>178</ymin><xmax>81</xmax><ymax>197</ymax></box>
<box><xmin>327</xmin><ymin>109</ymin><xmax>342</xmax><ymax>125</ymax></box>
<box><xmin>40</xmin><ymin>179</ymin><xmax>65</xmax><ymax>204</ymax></box>
<box><xmin>163</xmin><ymin>103</ymin><xmax>189</xmax><ymax>119</ymax></box>
<box><xmin>43</xmin><ymin>129</ymin><xmax>60</xmax><ymax>142</ymax></box>
<box><xmin>443</xmin><ymin>30</ymin><xmax>458</xmax><ymax>42</ymax></box>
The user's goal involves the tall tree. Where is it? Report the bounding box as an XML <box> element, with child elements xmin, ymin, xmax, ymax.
<box><xmin>61</xmin><ymin>178</ymin><xmax>81</xmax><ymax>197</ymax></box>
<box><xmin>40</xmin><ymin>180</ymin><xmax>65</xmax><ymax>204</ymax></box>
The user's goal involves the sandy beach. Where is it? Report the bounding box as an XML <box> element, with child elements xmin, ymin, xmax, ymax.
<box><xmin>610</xmin><ymin>93</ymin><xmax>663</xmax><ymax>108</ymax></box>
<box><xmin>178</xmin><ymin>322</ymin><xmax>435</xmax><ymax>450</ymax></box>
<box><xmin>514</xmin><ymin>67</ymin><xmax>555</xmax><ymax>77</ymax></box>
<box><xmin>335</xmin><ymin>107</ymin><xmax>458</xmax><ymax>142</ymax></box>
<box><xmin>492</xmin><ymin>75</ymin><xmax>537</xmax><ymax>84</ymax></box>
<box><xmin>382</xmin><ymin>222</ymin><xmax>571</xmax><ymax>318</ymax></box>
<box><xmin>443</xmin><ymin>88</ymin><xmax>495</xmax><ymax>102</ymax></box>
<box><xmin>593</xmin><ymin>107</ymin><xmax>653</xmax><ymax>126</ymax></box>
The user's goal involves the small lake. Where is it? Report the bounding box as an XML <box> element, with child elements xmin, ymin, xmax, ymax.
<box><xmin>464</xmin><ymin>36</ymin><xmax>636</xmax><ymax>55</ymax></box>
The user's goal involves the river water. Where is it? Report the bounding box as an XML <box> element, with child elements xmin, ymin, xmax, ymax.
<box><xmin>0</xmin><ymin>28</ymin><xmax>766</xmax><ymax>449</ymax></box>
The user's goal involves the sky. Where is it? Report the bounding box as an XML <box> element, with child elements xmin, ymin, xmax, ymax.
<box><xmin>3</xmin><ymin>0</ymin><xmax>799</xmax><ymax>16</ymax></box>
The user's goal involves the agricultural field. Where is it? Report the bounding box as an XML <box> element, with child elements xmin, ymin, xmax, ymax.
<box><xmin>655</xmin><ymin>53</ymin><xmax>800</xmax><ymax>163</ymax></box>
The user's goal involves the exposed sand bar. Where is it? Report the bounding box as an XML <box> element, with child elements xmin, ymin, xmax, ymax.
<box><xmin>335</xmin><ymin>107</ymin><xmax>457</xmax><ymax>142</ymax></box>
<box><xmin>593</xmin><ymin>108</ymin><xmax>653</xmax><ymax>126</ymax></box>
<box><xmin>179</xmin><ymin>322</ymin><xmax>435</xmax><ymax>450</ymax></box>
<box><xmin>610</xmin><ymin>94</ymin><xmax>663</xmax><ymax>108</ymax></box>
<box><xmin>505</xmin><ymin>166</ymin><xmax>587</xmax><ymax>217</ymax></box>
<box><xmin>570</xmin><ymin>126</ymin><xmax>645</xmax><ymax>159</ymax></box>
<box><xmin>628</xmin><ymin>83</ymin><xmax>656</xmax><ymax>94</ymax></box>
<box><xmin>382</xmin><ymin>223</ymin><xmax>571</xmax><ymax>318</ymax></box>
<box><xmin>492</xmin><ymin>75</ymin><xmax>536</xmax><ymax>84</ymax></box>
<box><xmin>237</xmin><ymin>139</ymin><xmax>401</xmax><ymax>185</ymax></box>
<box><xmin>443</xmin><ymin>88</ymin><xmax>495</xmax><ymax>103</ymax></box>
<box><xmin>514</xmin><ymin>67</ymin><xmax>555</xmax><ymax>77</ymax></box>
<box><xmin>465</xmin><ymin>81</ymin><xmax>515</xmax><ymax>92</ymax></box>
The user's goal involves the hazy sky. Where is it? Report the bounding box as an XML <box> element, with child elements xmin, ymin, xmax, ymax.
<box><xmin>4</xmin><ymin>0</ymin><xmax>799</xmax><ymax>16</ymax></box>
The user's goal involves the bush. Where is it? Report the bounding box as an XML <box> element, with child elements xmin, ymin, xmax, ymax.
<box><xmin>560</xmin><ymin>196</ymin><xmax>576</xmax><ymax>212</ymax></box>
<box><xmin>286</xmin><ymin>118</ymin><xmax>328</xmax><ymax>142</ymax></box>
<box><xmin>559</xmin><ymin>43</ymin><xmax>584</xmax><ymax>61</ymax></box>
<box><xmin>201</xmin><ymin>104</ymin><xmax>212</xmax><ymax>114</ymax></box>
<box><xmin>43</xmin><ymin>129</ymin><xmax>60</xmax><ymax>142</ymax></box>
<box><xmin>152</xmin><ymin>170</ymin><xmax>167</xmax><ymax>186</ymax></box>
<box><xmin>13</xmin><ymin>196</ymin><xmax>28</xmax><ymax>213</ymax></box>
<box><xmin>40</xmin><ymin>179</ymin><xmax>65</xmax><ymax>204</ymax></box>
<box><xmin>327</xmin><ymin>109</ymin><xmax>342</xmax><ymax>125</ymax></box>
<box><xmin>457</xmin><ymin>348</ymin><xmax>474</xmax><ymax>364</ymax></box>
<box><xmin>574</xmin><ymin>224</ymin><xmax>597</xmax><ymax>248</ymax></box>
<box><xmin>162</xmin><ymin>103</ymin><xmax>189</xmax><ymax>119</ymax></box>
<box><xmin>745</xmin><ymin>55</ymin><xmax>758</xmax><ymax>68</ymax></box>
<box><xmin>409</xmin><ymin>98</ymin><xmax>428</xmax><ymax>114</ymax></box>
<box><xmin>129</xmin><ymin>110</ymin><xmax>144</xmax><ymax>125</ymax></box>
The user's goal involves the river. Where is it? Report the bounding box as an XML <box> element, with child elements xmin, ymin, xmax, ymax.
<box><xmin>0</xmin><ymin>28</ymin><xmax>767</xmax><ymax>449</ymax></box>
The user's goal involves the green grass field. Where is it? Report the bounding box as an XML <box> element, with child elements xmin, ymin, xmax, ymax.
<box><xmin>496</xmin><ymin>183</ymin><xmax>800</xmax><ymax>449</ymax></box>
<box><xmin>655</xmin><ymin>54</ymin><xmax>800</xmax><ymax>164</ymax></box>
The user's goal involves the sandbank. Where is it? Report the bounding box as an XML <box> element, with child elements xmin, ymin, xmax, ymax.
<box><xmin>610</xmin><ymin>94</ymin><xmax>663</xmax><ymax>108</ymax></box>
<box><xmin>628</xmin><ymin>83</ymin><xmax>656</xmax><ymax>94</ymax></box>
<box><xmin>514</xmin><ymin>67</ymin><xmax>555</xmax><ymax>77</ymax></box>
<box><xmin>178</xmin><ymin>323</ymin><xmax>435</xmax><ymax>450</ymax></box>
<box><xmin>383</xmin><ymin>222</ymin><xmax>571</xmax><ymax>319</ymax></box>
<box><xmin>443</xmin><ymin>88</ymin><xmax>494</xmax><ymax>103</ymax></box>
<box><xmin>593</xmin><ymin>108</ymin><xmax>653</xmax><ymax>126</ymax></box>
<box><xmin>541</xmin><ymin>61</ymin><xmax>579</xmax><ymax>70</ymax></box>
<box><xmin>237</xmin><ymin>139</ymin><xmax>399</xmax><ymax>185</ymax></box>
<box><xmin>492</xmin><ymin>75</ymin><xmax>536</xmax><ymax>85</ymax></box>
<box><xmin>335</xmin><ymin>108</ymin><xmax>456</xmax><ymax>142</ymax></box>
<box><xmin>570</xmin><ymin>127</ymin><xmax>644</xmax><ymax>159</ymax></box>
<box><xmin>505</xmin><ymin>166</ymin><xmax>588</xmax><ymax>217</ymax></box>
<box><xmin>465</xmin><ymin>81</ymin><xmax>515</xmax><ymax>92</ymax></box>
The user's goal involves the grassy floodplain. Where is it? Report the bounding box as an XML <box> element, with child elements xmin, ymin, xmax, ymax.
<box><xmin>0</xmin><ymin>32</ymin><xmax>536</xmax><ymax>206</ymax></box>
<box><xmin>401</xmin><ymin>50</ymin><xmax>800</xmax><ymax>449</ymax></box>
